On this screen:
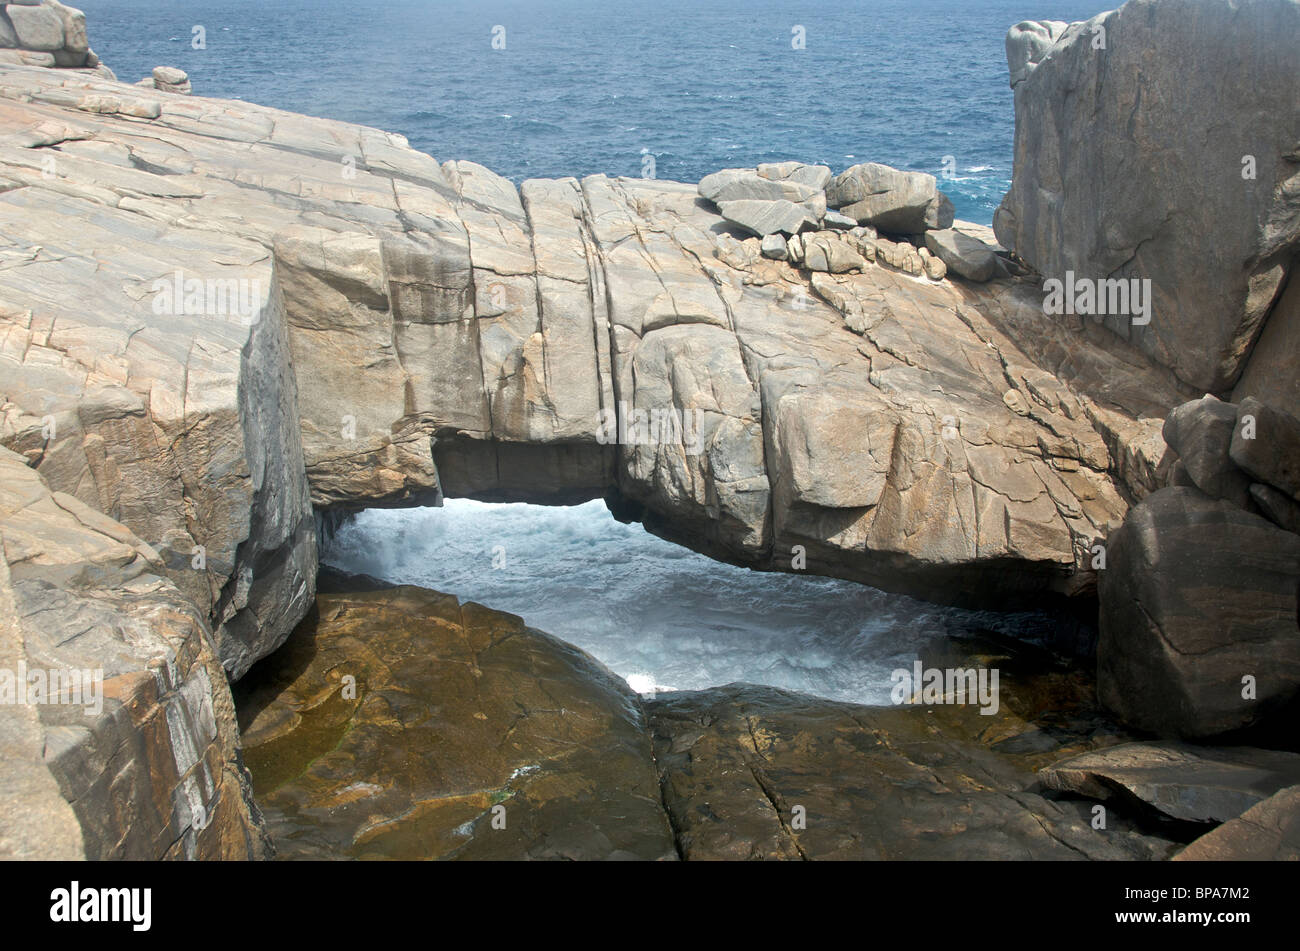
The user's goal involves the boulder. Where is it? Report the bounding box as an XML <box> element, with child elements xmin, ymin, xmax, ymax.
<box><xmin>150</xmin><ymin>65</ymin><xmax>191</xmax><ymax>94</ymax></box>
<box><xmin>1005</xmin><ymin>20</ymin><xmax>1068</xmax><ymax>88</ymax></box>
<box><xmin>801</xmin><ymin>232</ymin><xmax>868</xmax><ymax>273</ymax></box>
<box><xmin>1098</xmin><ymin>487</ymin><xmax>1300</xmax><ymax>738</ymax></box>
<box><xmin>5</xmin><ymin>1</ymin><xmax>63</xmax><ymax>51</ymax></box>
<box><xmin>821</xmin><ymin>209</ymin><xmax>856</xmax><ymax>230</ymax></box>
<box><xmin>237</xmin><ymin>575</ymin><xmax>677</xmax><ymax>860</ymax></box>
<box><xmin>1161</xmin><ymin>395</ymin><xmax>1253</xmax><ymax>507</ymax></box>
<box><xmin>827</xmin><ymin>162</ymin><xmax>953</xmax><ymax>232</ymax></box>
<box><xmin>1230</xmin><ymin>397</ymin><xmax>1300</xmax><ymax>501</ymax></box>
<box><xmin>759</xmin><ymin>233</ymin><xmax>787</xmax><ymax>260</ymax></box>
<box><xmin>995</xmin><ymin>0</ymin><xmax>1300</xmax><ymax>394</ymax></box>
<box><xmin>1040</xmin><ymin>742</ymin><xmax>1300</xmax><ymax>824</ymax></box>
<box><xmin>1174</xmin><ymin>786</ymin><xmax>1300</xmax><ymax>860</ymax></box>
<box><xmin>925</xmin><ymin>227</ymin><xmax>998</xmax><ymax>282</ymax></box>
<box><xmin>756</xmin><ymin>161</ymin><xmax>832</xmax><ymax>190</ymax></box>
<box><xmin>716</xmin><ymin>198</ymin><xmax>818</xmax><ymax>237</ymax></box>
<box><xmin>699</xmin><ymin>168</ymin><xmax>820</xmax><ymax>204</ymax></box>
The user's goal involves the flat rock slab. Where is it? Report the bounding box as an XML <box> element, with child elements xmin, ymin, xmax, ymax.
<box><xmin>646</xmin><ymin>672</ymin><xmax>1175</xmax><ymax>861</ymax></box>
<box><xmin>1174</xmin><ymin>785</ymin><xmax>1300</xmax><ymax>860</ymax></box>
<box><xmin>235</xmin><ymin>573</ymin><xmax>677</xmax><ymax>860</ymax></box>
<box><xmin>1040</xmin><ymin>742</ymin><xmax>1300</xmax><ymax>824</ymax></box>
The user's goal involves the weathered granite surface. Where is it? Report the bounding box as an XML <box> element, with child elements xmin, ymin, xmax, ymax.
<box><xmin>995</xmin><ymin>0</ymin><xmax>1300</xmax><ymax>397</ymax></box>
<box><xmin>0</xmin><ymin>62</ymin><xmax>1188</xmax><ymax>622</ymax></box>
<box><xmin>0</xmin><ymin>447</ymin><xmax>267</xmax><ymax>859</ymax></box>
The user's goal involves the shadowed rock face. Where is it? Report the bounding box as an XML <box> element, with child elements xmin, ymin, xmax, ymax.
<box><xmin>0</xmin><ymin>447</ymin><xmax>267</xmax><ymax>860</ymax></box>
<box><xmin>995</xmin><ymin>0</ymin><xmax>1300</xmax><ymax>397</ymax></box>
<box><xmin>1174</xmin><ymin>785</ymin><xmax>1300</xmax><ymax>860</ymax></box>
<box><xmin>1098</xmin><ymin>487</ymin><xmax>1300</xmax><ymax>739</ymax></box>
<box><xmin>237</xmin><ymin>573</ymin><xmax>1184</xmax><ymax>861</ymax></box>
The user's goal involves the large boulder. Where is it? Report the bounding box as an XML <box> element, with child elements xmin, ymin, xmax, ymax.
<box><xmin>827</xmin><ymin>163</ymin><xmax>953</xmax><ymax>233</ymax></box>
<box><xmin>995</xmin><ymin>0</ymin><xmax>1300</xmax><ymax>395</ymax></box>
<box><xmin>716</xmin><ymin>198</ymin><xmax>818</xmax><ymax>237</ymax></box>
<box><xmin>1230</xmin><ymin>397</ymin><xmax>1300</xmax><ymax>501</ymax></box>
<box><xmin>1162</xmin><ymin>395</ymin><xmax>1253</xmax><ymax>507</ymax></box>
<box><xmin>0</xmin><ymin>448</ymin><xmax>267</xmax><ymax>859</ymax></box>
<box><xmin>924</xmin><ymin>227</ymin><xmax>998</xmax><ymax>282</ymax></box>
<box><xmin>4</xmin><ymin>0</ymin><xmax>63</xmax><ymax>51</ymax></box>
<box><xmin>1098</xmin><ymin>487</ymin><xmax>1300</xmax><ymax>738</ymax></box>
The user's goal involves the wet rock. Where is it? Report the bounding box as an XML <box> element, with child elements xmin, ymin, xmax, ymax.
<box><xmin>647</xmin><ymin>680</ymin><xmax>1175</xmax><ymax>860</ymax></box>
<box><xmin>236</xmin><ymin>574</ymin><xmax>677</xmax><ymax>860</ymax></box>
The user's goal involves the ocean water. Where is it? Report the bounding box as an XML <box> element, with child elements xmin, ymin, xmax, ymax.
<box><xmin>77</xmin><ymin>0</ymin><xmax>1108</xmax><ymax>226</ymax></box>
<box><xmin>324</xmin><ymin>502</ymin><xmax>1059</xmax><ymax>705</ymax></box>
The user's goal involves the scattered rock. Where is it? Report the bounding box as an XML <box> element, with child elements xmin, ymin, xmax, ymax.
<box><xmin>1174</xmin><ymin>786</ymin><xmax>1300</xmax><ymax>860</ymax></box>
<box><xmin>874</xmin><ymin>235</ymin><xmax>924</xmax><ymax>276</ymax></box>
<box><xmin>1040</xmin><ymin>742</ymin><xmax>1300</xmax><ymax>824</ymax></box>
<box><xmin>924</xmin><ymin>227</ymin><xmax>998</xmax><ymax>282</ymax></box>
<box><xmin>1162</xmin><ymin>395</ymin><xmax>1252</xmax><ymax>507</ymax></box>
<box><xmin>801</xmin><ymin>232</ymin><xmax>868</xmax><ymax>273</ymax></box>
<box><xmin>760</xmin><ymin>233</ymin><xmax>787</xmax><ymax>260</ymax></box>
<box><xmin>827</xmin><ymin>162</ymin><xmax>953</xmax><ymax>232</ymax></box>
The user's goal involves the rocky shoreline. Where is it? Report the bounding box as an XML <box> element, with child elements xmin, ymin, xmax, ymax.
<box><xmin>1</xmin><ymin>0</ymin><xmax>1297</xmax><ymax>860</ymax></box>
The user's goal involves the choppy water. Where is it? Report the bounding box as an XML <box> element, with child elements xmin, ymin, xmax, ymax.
<box><xmin>324</xmin><ymin>501</ymin><xmax>1061</xmax><ymax>705</ymax></box>
<box><xmin>78</xmin><ymin>0</ymin><xmax>1109</xmax><ymax>225</ymax></box>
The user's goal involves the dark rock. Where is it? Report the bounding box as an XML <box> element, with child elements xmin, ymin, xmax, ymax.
<box><xmin>1098</xmin><ymin>487</ymin><xmax>1300</xmax><ymax>738</ymax></box>
<box><xmin>1230</xmin><ymin>397</ymin><xmax>1300</xmax><ymax>501</ymax></box>
<box><xmin>236</xmin><ymin>582</ymin><xmax>678</xmax><ymax>860</ymax></box>
<box><xmin>1174</xmin><ymin>785</ymin><xmax>1300</xmax><ymax>860</ymax></box>
<box><xmin>1162</xmin><ymin>395</ymin><xmax>1252</xmax><ymax>507</ymax></box>
<box><xmin>1040</xmin><ymin>742</ymin><xmax>1300</xmax><ymax>824</ymax></box>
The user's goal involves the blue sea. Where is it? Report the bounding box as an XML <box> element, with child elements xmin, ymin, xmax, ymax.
<box><xmin>78</xmin><ymin>0</ymin><xmax>1108</xmax><ymax>226</ymax></box>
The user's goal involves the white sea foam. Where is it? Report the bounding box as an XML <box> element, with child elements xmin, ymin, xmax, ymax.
<box><xmin>325</xmin><ymin>500</ymin><xmax>1046</xmax><ymax>706</ymax></box>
